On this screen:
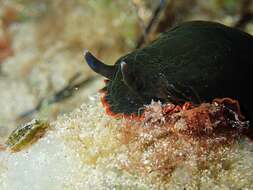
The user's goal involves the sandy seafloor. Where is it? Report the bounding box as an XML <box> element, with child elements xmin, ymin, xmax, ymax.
<box><xmin>0</xmin><ymin>97</ymin><xmax>253</xmax><ymax>190</ymax></box>
<box><xmin>0</xmin><ymin>1</ymin><xmax>253</xmax><ymax>189</ymax></box>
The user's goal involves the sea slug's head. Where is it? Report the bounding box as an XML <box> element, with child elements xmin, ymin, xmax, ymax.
<box><xmin>84</xmin><ymin>50</ymin><xmax>167</xmax><ymax>117</ymax></box>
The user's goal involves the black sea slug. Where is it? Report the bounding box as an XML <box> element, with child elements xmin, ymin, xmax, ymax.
<box><xmin>84</xmin><ymin>21</ymin><xmax>253</xmax><ymax>122</ymax></box>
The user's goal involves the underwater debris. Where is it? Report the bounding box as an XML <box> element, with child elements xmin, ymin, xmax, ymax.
<box><xmin>135</xmin><ymin>0</ymin><xmax>166</xmax><ymax>48</ymax></box>
<box><xmin>5</xmin><ymin>119</ymin><xmax>50</xmax><ymax>152</ymax></box>
<box><xmin>18</xmin><ymin>74</ymin><xmax>98</xmax><ymax>119</ymax></box>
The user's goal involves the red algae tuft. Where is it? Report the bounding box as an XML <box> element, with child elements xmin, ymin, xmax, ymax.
<box><xmin>120</xmin><ymin>100</ymin><xmax>250</xmax><ymax>183</ymax></box>
<box><xmin>0</xmin><ymin>37</ymin><xmax>13</xmax><ymax>63</ymax></box>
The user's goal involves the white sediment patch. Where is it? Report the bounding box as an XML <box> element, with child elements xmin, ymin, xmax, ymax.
<box><xmin>0</xmin><ymin>96</ymin><xmax>149</xmax><ymax>189</ymax></box>
<box><xmin>0</xmin><ymin>96</ymin><xmax>253</xmax><ymax>190</ymax></box>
